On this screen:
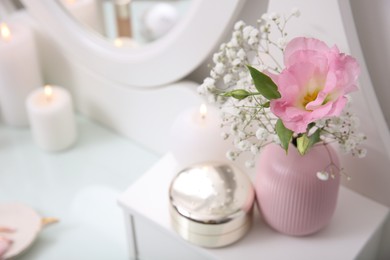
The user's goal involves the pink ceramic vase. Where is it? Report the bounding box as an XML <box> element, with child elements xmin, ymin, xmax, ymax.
<box><xmin>255</xmin><ymin>143</ymin><xmax>341</xmax><ymax>236</ymax></box>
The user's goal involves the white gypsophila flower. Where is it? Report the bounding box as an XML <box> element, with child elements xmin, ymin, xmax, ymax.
<box><xmin>357</xmin><ymin>148</ymin><xmax>367</xmax><ymax>158</ymax></box>
<box><xmin>206</xmin><ymin>78</ymin><xmax>217</xmax><ymax>92</ymax></box>
<box><xmin>248</xmin><ymin>37</ymin><xmax>259</xmax><ymax>46</ymax></box>
<box><xmin>197</xmin><ymin>84</ymin><xmax>206</xmax><ymax>95</ymax></box>
<box><xmin>345</xmin><ymin>94</ymin><xmax>353</xmax><ymax>104</ymax></box>
<box><xmin>261</xmin><ymin>13</ymin><xmax>269</xmax><ymax>21</ymax></box>
<box><xmin>269</xmin><ymin>12</ymin><xmax>280</xmax><ymax>20</ymax></box>
<box><xmin>229</xmin><ymin>38</ymin><xmax>239</xmax><ymax>48</ymax></box>
<box><xmin>198</xmin><ymin>77</ymin><xmax>214</xmax><ymax>94</ymax></box>
<box><xmin>277</xmin><ymin>37</ymin><xmax>288</xmax><ymax>49</ymax></box>
<box><xmin>230</xmin><ymin>122</ymin><xmax>239</xmax><ymax>133</ymax></box>
<box><xmin>238</xmin><ymin>140</ymin><xmax>251</xmax><ymax>151</ymax></box>
<box><xmin>232</xmin><ymin>30</ymin><xmax>242</xmax><ymax>40</ymax></box>
<box><xmin>236</xmin><ymin>49</ymin><xmax>246</xmax><ymax>60</ymax></box>
<box><xmin>250</xmin><ymin>145</ymin><xmax>260</xmax><ymax>155</ymax></box>
<box><xmin>342</xmin><ymin>139</ymin><xmax>355</xmax><ymax>153</ymax></box>
<box><xmin>226</xmin><ymin>150</ymin><xmax>237</xmax><ymax>161</ymax></box>
<box><xmin>243</xmin><ymin>26</ymin><xmax>255</xmax><ymax>41</ymax></box>
<box><xmin>239</xmin><ymin>70</ymin><xmax>248</xmax><ymax>78</ymax></box>
<box><xmin>212</xmin><ymin>52</ymin><xmax>223</xmax><ymax>63</ymax></box>
<box><xmin>356</xmin><ymin>133</ymin><xmax>366</xmax><ymax>142</ymax></box>
<box><xmin>223</xmin><ymin>74</ymin><xmax>233</xmax><ymax>84</ymax></box>
<box><xmin>234</xmin><ymin>20</ymin><xmax>245</xmax><ymax>30</ymax></box>
<box><xmin>291</xmin><ymin>8</ymin><xmax>300</xmax><ymax>17</ymax></box>
<box><xmin>221</xmin><ymin>132</ymin><xmax>229</xmax><ymax>140</ymax></box>
<box><xmin>233</xmin><ymin>136</ymin><xmax>242</xmax><ymax>145</ymax></box>
<box><xmin>238</xmin><ymin>130</ymin><xmax>247</xmax><ymax>139</ymax></box>
<box><xmin>250</xmin><ymin>28</ymin><xmax>259</xmax><ymax>38</ymax></box>
<box><xmin>245</xmin><ymin>160</ymin><xmax>255</xmax><ymax>168</ymax></box>
<box><xmin>256</xmin><ymin>128</ymin><xmax>268</xmax><ymax>140</ymax></box>
<box><xmin>214</xmin><ymin>63</ymin><xmax>225</xmax><ymax>75</ymax></box>
<box><xmin>226</xmin><ymin>48</ymin><xmax>237</xmax><ymax>60</ymax></box>
<box><xmin>316</xmin><ymin>119</ymin><xmax>326</xmax><ymax>128</ymax></box>
<box><xmin>232</xmin><ymin>58</ymin><xmax>242</xmax><ymax>66</ymax></box>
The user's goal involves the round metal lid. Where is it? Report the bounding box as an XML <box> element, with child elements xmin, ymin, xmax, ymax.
<box><xmin>169</xmin><ymin>163</ymin><xmax>254</xmax><ymax>229</ymax></box>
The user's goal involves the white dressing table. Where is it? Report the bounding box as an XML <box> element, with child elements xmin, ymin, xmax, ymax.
<box><xmin>119</xmin><ymin>154</ymin><xmax>389</xmax><ymax>260</ymax></box>
<box><xmin>2</xmin><ymin>115</ymin><xmax>389</xmax><ymax>260</ymax></box>
<box><xmin>0</xmin><ymin>116</ymin><xmax>158</xmax><ymax>260</ymax></box>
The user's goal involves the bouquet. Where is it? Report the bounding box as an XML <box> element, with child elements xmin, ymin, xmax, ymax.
<box><xmin>198</xmin><ymin>9</ymin><xmax>366</xmax><ymax>170</ymax></box>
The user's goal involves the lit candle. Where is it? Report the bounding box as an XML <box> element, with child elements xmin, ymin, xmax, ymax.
<box><xmin>26</xmin><ymin>85</ymin><xmax>77</xmax><ymax>152</ymax></box>
<box><xmin>61</xmin><ymin>0</ymin><xmax>104</xmax><ymax>35</ymax></box>
<box><xmin>0</xmin><ymin>22</ymin><xmax>43</xmax><ymax>126</ymax></box>
<box><xmin>170</xmin><ymin>104</ymin><xmax>231</xmax><ymax>168</ymax></box>
<box><xmin>113</xmin><ymin>37</ymin><xmax>138</xmax><ymax>48</ymax></box>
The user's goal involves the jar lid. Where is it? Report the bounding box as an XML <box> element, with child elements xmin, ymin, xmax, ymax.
<box><xmin>169</xmin><ymin>162</ymin><xmax>254</xmax><ymax>247</ymax></box>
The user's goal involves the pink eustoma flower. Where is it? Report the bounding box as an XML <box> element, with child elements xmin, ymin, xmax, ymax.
<box><xmin>269</xmin><ymin>37</ymin><xmax>360</xmax><ymax>133</ymax></box>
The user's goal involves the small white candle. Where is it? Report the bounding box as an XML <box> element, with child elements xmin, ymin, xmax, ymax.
<box><xmin>0</xmin><ymin>22</ymin><xmax>43</xmax><ymax>126</ymax></box>
<box><xmin>26</xmin><ymin>85</ymin><xmax>77</xmax><ymax>152</ymax></box>
<box><xmin>61</xmin><ymin>0</ymin><xmax>104</xmax><ymax>35</ymax></box>
<box><xmin>170</xmin><ymin>104</ymin><xmax>231</xmax><ymax>167</ymax></box>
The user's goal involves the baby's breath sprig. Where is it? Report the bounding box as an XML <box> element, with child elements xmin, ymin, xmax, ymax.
<box><xmin>198</xmin><ymin>9</ymin><xmax>366</xmax><ymax>171</ymax></box>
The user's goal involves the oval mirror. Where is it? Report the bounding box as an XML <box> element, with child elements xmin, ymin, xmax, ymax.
<box><xmin>21</xmin><ymin>0</ymin><xmax>246</xmax><ymax>87</ymax></box>
<box><xmin>58</xmin><ymin>0</ymin><xmax>192</xmax><ymax>46</ymax></box>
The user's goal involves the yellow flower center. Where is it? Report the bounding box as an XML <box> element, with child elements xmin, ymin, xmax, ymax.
<box><xmin>302</xmin><ymin>89</ymin><xmax>320</xmax><ymax>108</ymax></box>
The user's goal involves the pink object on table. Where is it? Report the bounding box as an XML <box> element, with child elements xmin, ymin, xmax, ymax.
<box><xmin>255</xmin><ymin>143</ymin><xmax>341</xmax><ymax>236</ymax></box>
<box><xmin>0</xmin><ymin>236</ymin><xmax>12</xmax><ymax>259</ymax></box>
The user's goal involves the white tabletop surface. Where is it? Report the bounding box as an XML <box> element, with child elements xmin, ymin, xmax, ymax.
<box><xmin>119</xmin><ymin>154</ymin><xmax>390</xmax><ymax>260</ymax></box>
<box><xmin>0</xmin><ymin>116</ymin><xmax>159</xmax><ymax>260</ymax></box>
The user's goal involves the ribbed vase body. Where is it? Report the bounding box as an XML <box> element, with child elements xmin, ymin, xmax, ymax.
<box><xmin>255</xmin><ymin>143</ymin><xmax>340</xmax><ymax>236</ymax></box>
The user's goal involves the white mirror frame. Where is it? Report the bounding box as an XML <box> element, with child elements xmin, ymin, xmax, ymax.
<box><xmin>21</xmin><ymin>0</ymin><xmax>246</xmax><ymax>87</ymax></box>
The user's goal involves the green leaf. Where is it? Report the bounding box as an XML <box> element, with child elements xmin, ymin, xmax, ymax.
<box><xmin>297</xmin><ymin>135</ymin><xmax>310</xmax><ymax>155</ymax></box>
<box><xmin>223</xmin><ymin>89</ymin><xmax>251</xmax><ymax>100</ymax></box>
<box><xmin>262</xmin><ymin>101</ymin><xmax>270</xmax><ymax>108</ymax></box>
<box><xmin>247</xmin><ymin>65</ymin><xmax>281</xmax><ymax>100</ymax></box>
<box><xmin>296</xmin><ymin>129</ymin><xmax>321</xmax><ymax>155</ymax></box>
<box><xmin>275</xmin><ymin>119</ymin><xmax>293</xmax><ymax>153</ymax></box>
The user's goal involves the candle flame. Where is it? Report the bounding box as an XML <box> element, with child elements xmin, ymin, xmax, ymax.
<box><xmin>0</xmin><ymin>23</ymin><xmax>11</xmax><ymax>40</ymax></box>
<box><xmin>200</xmin><ymin>104</ymin><xmax>207</xmax><ymax>119</ymax></box>
<box><xmin>44</xmin><ymin>85</ymin><xmax>53</xmax><ymax>101</ymax></box>
<box><xmin>114</xmin><ymin>38</ymin><xmax>123</xmax><ymax>47</ymax></box>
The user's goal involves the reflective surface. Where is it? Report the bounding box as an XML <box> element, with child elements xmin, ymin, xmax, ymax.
<box><xmin>57</xmin><ymin>0</ymin><xmax>191</xmax><ymax>47</ymax></box>
<box><xmin>23</xmin><ymin>0</ymin><xmax>246</xmax><ymax>86</ymax></box>
<box><xmin>169</xmin><ymin>163</ymin><xmax>254</xmax><ymax>247</ymax></box>
<box><xmin>0</xmin><ymin>116</ymin><xmax>159</xmax><ymax>259</ymax></box>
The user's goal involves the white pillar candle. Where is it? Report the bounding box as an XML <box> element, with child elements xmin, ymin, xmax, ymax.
<box><xmin>61</xmin><ymin>0</ymin><xmax>104</xmax><ymax>35</ymax></box>
<box><xmin>170</xmin><ymin>104</ymin><xmax>231</xmax><ymax>168</ymax></box>
<box><xmin>0</xmin><ymin>22</ymin><xmax>42</xmax><ymax>127</ymax></box>
<box><xmin>26</xmin><ymin>85</ymin><xmax>77</xmax><ymax>152</ymax></box>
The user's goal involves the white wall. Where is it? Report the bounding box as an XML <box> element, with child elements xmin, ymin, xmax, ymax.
<box><xmin>350</xmin><ymin>0</ymin><xmax>390</xmax><ymax>129</ymax></box>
